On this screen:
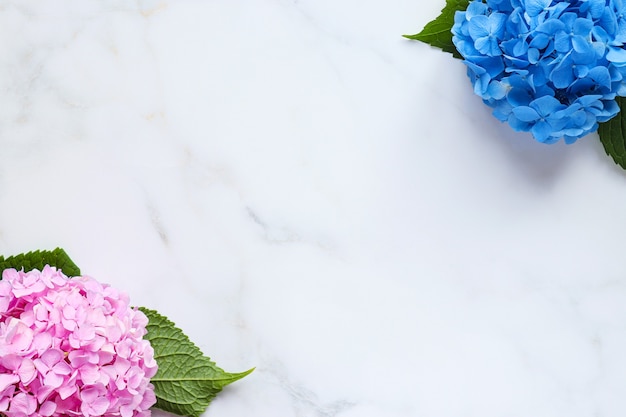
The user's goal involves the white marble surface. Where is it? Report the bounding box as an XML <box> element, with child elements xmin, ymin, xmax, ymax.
<box><xmin>2</xmin><ymin>1</ymin><xmax>626</xmax><ymax>416</ymax></box>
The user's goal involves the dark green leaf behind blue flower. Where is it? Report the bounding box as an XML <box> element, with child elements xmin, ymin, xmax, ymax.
<box><xmin>403</xmin><ymin>0</ymin><xmax>469</xmax><ymax>58</ymax></box>
<box><xmin>598</xmin><ymin>97</ymin><xmax>626</xmax><ymax>170</ymax></box>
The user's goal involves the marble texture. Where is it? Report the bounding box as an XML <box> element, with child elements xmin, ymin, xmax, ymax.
<box><xmin>2</xmin><ymin>1</ymin><xmax>626</xmax><ymax>416</ymax></box>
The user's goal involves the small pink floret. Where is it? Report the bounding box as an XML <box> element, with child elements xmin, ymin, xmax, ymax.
<box><xmin>0</xmin><ymin>266</ymin><xmax>157</xmax><ymax>417</ymax></box>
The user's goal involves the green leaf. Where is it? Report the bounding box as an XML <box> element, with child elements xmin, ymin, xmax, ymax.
<box><xmin>598</xmin><ymin>97</ymin><xmax>626</xmax><ymax>170</ymax></box>
<box><xmin>0</xmin><ymin>247</ymin><xmax>81</xmax><ymax>277</ymax></box>
<box><xmin>403</xmin><ymin>0</ymin><xmax>469</xmax><ymax>58</ymax></box>
<box><xmin>140</xmin><ymin>307</ymin><xmax>253</xmax><ymax>417</ymax></box>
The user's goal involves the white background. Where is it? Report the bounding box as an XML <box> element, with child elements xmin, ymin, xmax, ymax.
<box><xmin>2</xmin><ymin>1</ymin><xmax>626</xmax><ymax>416</ymax></box>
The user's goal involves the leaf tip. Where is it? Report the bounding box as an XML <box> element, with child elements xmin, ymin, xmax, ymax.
<box><xmin>231</xmin><ymin>367</ymin><xmax>255</xmax><ymax>383</ymax></box>
<box><xmin>217</xmin><ymin>367</ymin><xmax>255</xmax><ymax>391</ymax></box>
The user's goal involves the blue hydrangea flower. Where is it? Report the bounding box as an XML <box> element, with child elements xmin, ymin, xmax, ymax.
<box><xmin>452</xmin><ymin>0</ymin><xmax>626</xmax><ymax>143</ymax></box>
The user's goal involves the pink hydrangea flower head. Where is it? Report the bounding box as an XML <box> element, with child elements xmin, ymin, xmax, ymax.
<box><xmin>0</xmin><ymin>266</ymin><xmax>158</xmax><ymax>417</ymax></box>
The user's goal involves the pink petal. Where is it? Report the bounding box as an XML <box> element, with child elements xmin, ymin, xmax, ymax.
<box><xmin>57</xmin><ymin>382</ymin><xmax>77</xmax><ymax>400</ymax></box>
<box><xmin>79</xmin><ymin>365</ymin><xmax>100</xmax><ymax>385</ymax></box>
<box><xmin>62</xmin><ymin>305</ymin><xmax>76</xmax><ymax>320</ymax></box>
<box><xmin>32</xmin><ymin>332</ymin><xmax>53</xmax><ymax>352</ymax></box>
<box><xmin>5</xmin><ymin>320</ymin><xmax>33</xmax><ymax>352</ymax></box>
<box><xmin>43</xmin><ymin>371</ymin><xmax>64</xmax><ymax>389</ymax></box>
<box><xmin>127</xmin><ymin>368</ymin><xmax>145</xmax><ymax>390</ymax></box>
<box><xmin>62</xmin><ymin>318</ymin><xmax>77</xmax><ymax>331</ymax></box>
<box><xmin>113</xmin><ymin>358</ymin><xmax>130</xmax><ymax>376</ymax></box>
<box><xmin>1</xmin><ymin>269</ymin><xmax>19</xmax><ymax>283</ymax></box>
<box><xmin>90</xmin><ymin>396</ymin><xmax>110</xmax><ymax>415</ymax></box>
<box><xmin>97</xmin><ymin>351</ymin><xmax>114</xmax><ymax>366</ymax></box>
<box><xmin>140</xmin><ymin>387</ymin><xmax>156</xmax><ymax>410</ymax></box>
<box><xmin>34</xmin><ymin>304</ymin><xmax>49</xmax><ymax>322</ymax></box>
<box><xmin>68</xmin><ymin>351</ymin><xmax>90</xmax><ymax>368</ymax></box>
<box><xmin>8</xmin><ymin>392</ymin><xmax>37</xmax><ymax>414</ymax></box>
<box><xmin>36</xmin><ymin>384</ymin><xmax>55</xmax><ymax>403</ymax></box>
<box><xmin>104</xmin><ymin>325</ymin><xmax>122</xmax><ymax>343</ymax></box>
<box><xmin>1</xmin><ymin>354</ymin><xmax>22</xmax><ymax>371</ymax></box>
<box><xmin>0</xmin><ymin>374</ymin><xmax>19</xmax><ymax>391</ymax></box>
<box><xmin>116</xmin><ymin>341</ymin><xmax>131</xmax><ymax>359</ymax></box>
<box><xmin>40</xmin><ymin>349</ymin><xmax>63</xmax><ymax>367</ymax></box>
<box><xmin>76</xmin><ymin>324</ymin><xmax>96</xmax><ymax>341</ymax></box>
<box><xmin>0</xmin><ymin>397</ymin><xmax>9</xmax><ymax>412</ymax></box>
<box><xmin>80</xmin><ymin>387</ymin><xmax>99</xmax><ymax>403</ymax></box>
<box><xmin>39</xmin><ymin>401</ymin><xmax>57</xmax><ymax>416</ymax></box>
<box><xmin>18</xmin><ymin>359</ymin><xmax>36</xmax><ymax>385</ymax></box>
<box><xmin>52</xmin><ymin>361</ymin><xmax>72</xmax><ymax>376</ymax></box>
<box><xmin>120</xmin><ymin>404</ymin><xmax>134</xmax><ymax>417</ymax></box>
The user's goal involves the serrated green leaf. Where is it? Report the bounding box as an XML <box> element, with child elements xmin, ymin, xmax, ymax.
<box><xmin>140</xmin><ymin>307</ymin><xmax>253</xmax><ymax>417</ymax></box>
<box><xmin>0</xmin><ymin>248</ymin><xmax>81</xmax><ymax>277</ymax></box>
<box><xmin>404</xmin><ymin>0</ymin><xmax>469</xmax><ymax>58</ymax></box>
<box><xmin>598</xmin><ymin>97</ymin><xmax>626</xmax><ymax>170</ymax></box>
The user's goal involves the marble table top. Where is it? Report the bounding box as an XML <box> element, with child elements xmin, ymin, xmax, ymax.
<box><xmin>2</xmin><ymin>1</ymin><xmax>626</xmax><ymax>416</ymax></box>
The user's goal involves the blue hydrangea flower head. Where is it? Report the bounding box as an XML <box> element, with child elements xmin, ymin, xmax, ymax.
<box><xmin>451</xmin><ymin>0</ymin><xmax>626</xmax><ymax>143</ymax></box>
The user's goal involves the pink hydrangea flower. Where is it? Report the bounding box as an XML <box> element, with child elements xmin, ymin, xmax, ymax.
<box><xmin>0</xmin><ymin>266</ymin><xmax>158</xmax><ymax>417</ymax></box>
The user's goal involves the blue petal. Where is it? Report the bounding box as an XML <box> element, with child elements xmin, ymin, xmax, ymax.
<box><xmin>512</xmin><ymin>105</ymin><xmax>540</xmax><ymax>121</ymax></box>
<box><xmin>531</xmin><ymin>95</ymin><xmax>563</xmax><ymax>116</ymax></box>
<box><xmin>489</xmin><ymin>13</ymin><xmax>508</xmax><ymax>36</ymax></box>
<box><xmin>454</xmin><ymin>32</ymin><xmax>481</xmax><ymax>57</ymax></box>
<box><xmin>575</xmin><ymin>65</ymin><xmax>590</xmax><ymax>78</ymax></box>
<box><xmin>454</xmin><ymin>11</ymin><xmax>466</xmax><ymax>25</ymax></box>
<box><xmin>504</xmin><ymin>54</ymin><xmax>530</xmax><ymax>68</ymax></box>
<box><xmin>607</xmin><ymin>46</ymin><xmax>626</xmax><ymax>63</ymax></box>
<box><xmin>598</xmin><ymin>7</ymin><xmax>617</xmax><ymax>36</ymax></box>
<box><xmin>560</xmin><ymin>13</ymin><xmax>577</xmax><ymax>30</ymax></box>
<box><xmin>575</xmin><ymin>94</ymin><xmax>603</xmax><ymax>106</ymax></box>
<box><xmin>615</xmin><ymin>81</ymin><xmax>626</xmax><ymax>95</ymax></box>
<box><xmin>567</xmin><ymin>109</ymin><xmax>588</xmax><ymax>127</ymax></box>
<box><xmin>530</xmin><ymin>33</ymin><xmax>551</xmax><ymax>49</ymax></box>
<box><xmin>615</xmin><ymin>19</ymin><xmax>626</xmax><ymax>44</ymax></box>
<box><xmin>475</xmin><ymin>37</ymin><xmax>501</xmax><ymax>56</ymax></box>
<box><xmin>569</xmin><ymin>78</ymin><xmax>593</xmax><ymax>95</ymax></box>
<box><xmin>507</xmin><ymin>113</ymin><xmax>532</xmax><ymax>131</ymax></box>
<box><xmin>487</xmin><ymin>80</ymin><xmax>508</xmax><ymax>99</ymax></box>
<box><xmin>465</xmin><ymin>61</ymin><xmax>491</xmax><ymax>95</ymax></box>
<box><xmin>473</xmin><ymin>56</ymin><xmax>505</xmax><ymax>77</ymax></box>
<box><xmin>572</xmin><ymin>36</ymin><xmax>594</xmax><ymax>54</ymax></box>
<box><xmin>571</xmin><ymin>47</ymin><xmax>597</xmax><ymax>65</ymax></box>
<box><xmin>588</xmin><ymin>66</ymin><xmax>612</xmax><ymax>89</ymax></box>
<box><xmin>492</xmin><ymin>100</ymin><xmax>513</xmax><ymax>120</ymax></box>
<box><xmin>582</xmin><ymin>0</ymin><xmax>606</xmax><ymax>19</ymax></box>
<box><xmin>468</xmin><ymin>15</ymin><xmax>490</xmax><ymax>39</ymax></box>
<box><xmin>573</xmin><ymin>18</ymin><xmax>593</xmax><ymax>36</ymax></box>
<box><xmin>554</xmin><ymin>32</ymin><xmax>571</xmax><ymax>53</ymax></box>
<box><xmin>466</xmin><ymin>1</ymin><xmax>488</xmax><ymax>18</ymax></box>
<box><xmin>527</xmin><ymin>48</ymin><xmax>540</xmax><ymax>64</ymax></box>
<box><xmin>551</xmin><ymin>65</ymin><xmax>574</xmax><ymax>89</ymax></box>
<box><xmin>531</xmin><ymin>70</ymin><xmax>550</xmax><ymax>89</ymax></box>
<box><xmin>535</xmin><ymin>19</ymin><xmax>565</xmax><ymax>34</ymax></box>
<box><xmin>513</xmin><ymin>39</ymin><xmax>529</xmax><ymax>56</ymax></box>
<box><xmin>508</xmin><ymin>88</ymin><xmax>533</xmax><ymax>106</ymax></box>
<box><xmin>531</xmin><ymin>120</ymin><xmax>554</xmax><ymax>142</ymax></box>
<box><xmin>549</xmin><ymin>2</ymin><xmax>570</xmax><ymax>19</ymax></box>
<box><xmin>596</xmin><ymin>100</ymin><xmax>620</xmax><ymax>121</ymax></box>
<box><xmin>592</xmin><ymin>25</ymin><xmax>611</xmax><ymax>43</ymax></box>
<box><xmin>524</xmin><ymin>0</ymin><xmax>551</xmax><ymax>17</ymax></box>
<box><xmin>464</xmin><ymin>60</ymin><xmax>486</xmax><ymax>76</ymax></box>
